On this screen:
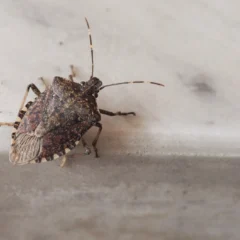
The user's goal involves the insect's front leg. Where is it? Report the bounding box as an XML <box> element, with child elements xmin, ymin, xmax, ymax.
<box><xmin>99</xmin><ymin>109</ymin><xmax>136</xmax><ymax>116</ymax></box>
<box><xmin>92</xmin><ymin>122</ymin><xmax>102</xmax><ymax>158</ymax></box>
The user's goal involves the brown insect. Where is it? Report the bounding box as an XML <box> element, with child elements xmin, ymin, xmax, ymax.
<box><xmin>0</xmin><ymin>18</ymin><xmax>164</xmax><ymax>167</ymax></box>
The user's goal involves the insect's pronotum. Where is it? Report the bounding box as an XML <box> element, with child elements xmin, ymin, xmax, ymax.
<box><xmin>0</xmin><ymin>18</ymin><xmax>164</xmax><ymax>167</ymax></box>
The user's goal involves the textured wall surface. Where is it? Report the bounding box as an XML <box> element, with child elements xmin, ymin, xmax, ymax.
<box><xmin>0</xmin><ymin>1</ymin><xmax>240</xmax><ymax>239</ymax></box>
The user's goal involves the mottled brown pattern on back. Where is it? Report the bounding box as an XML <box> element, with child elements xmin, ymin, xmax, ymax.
<box><xmin>38</xmin><ymin>121</ymin><xmax>91</xmax><ymax>162</ymax></box>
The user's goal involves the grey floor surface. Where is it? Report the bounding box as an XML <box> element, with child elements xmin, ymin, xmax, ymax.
<box><xmin>1</xmin><ymin>149</ymin><xmax>240</xmax><ymax>240</ymax></box>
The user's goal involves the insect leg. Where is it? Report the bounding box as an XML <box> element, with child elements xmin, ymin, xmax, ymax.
<box><xmin>19</xmin><ymin>83</ymin><xmax>42</xmax><ymax>111</ymax></box>
<box><xmin>39</xmin><ymin>77</ymin><xmax>48</xmax><ymax>88</ymax></box>
<box><xmin>99</xmin><ymin>109</ymin><xmax>136</xmax><ymax>116</ymax></box>
<box><xmin>82</xmin><ymin>138</ymin><xmax>91</xmax><ymax>155</ymax></box>
<box><xmin>92</xmin><ymin>122</ymin><xmax>102</xmax><ymax>158</ymax></box>
<box><xmin>69</xmin><ymin>65</ymin><xmax>76</xmax><ymax>81</ymax></box>
<box><xmin>0</xmin><ymin>122</ymin><xmax>14</xmax><ymax>127</ymax></box>
<box><xmin>60</xmin><ymin>155</ymin><xmax>67</xmax><ymax>167</ymax></box>
<box><xmin>1</xmin><ymin>81</ymin><xmax>44</xmax><ymax>127</ymax></box>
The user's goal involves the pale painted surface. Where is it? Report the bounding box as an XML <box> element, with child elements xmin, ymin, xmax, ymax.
<box><xmin>0</xmin><ymin>1</ymin><xmax>240</xmax><ymax>239</ymax></box>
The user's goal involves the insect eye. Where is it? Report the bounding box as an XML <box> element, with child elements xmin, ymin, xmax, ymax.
<box><xmin>81</xmin><ymin>81</ymin><xmax>86</xmax><ymax>86</ymax></box>
<box><xmin>94</xmin><ymin>93</ymin><xmax>98</xmax><ymax>98</ymax></box>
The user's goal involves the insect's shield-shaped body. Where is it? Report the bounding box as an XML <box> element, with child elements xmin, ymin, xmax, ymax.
<box><xmin>10</xmin><ymin>77</ymin><xmax>102</xmax><ymax>165</ymax></box>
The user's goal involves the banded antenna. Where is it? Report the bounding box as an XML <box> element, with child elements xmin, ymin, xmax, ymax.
<box><xmin>85</xmin><ymin>17</ymin><xmax>94</xmax><ymax>79</ymax></box>
<box><xmin>99</xmin><ymin>81</ymin><xmax>165</xmax><ymax>91</ymax></box>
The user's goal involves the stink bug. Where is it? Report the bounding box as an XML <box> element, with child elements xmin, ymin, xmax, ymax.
<box><xmin>0</xmin><ymin>18</ymin><xmax>164</xmax><ymax>167</ymax></box>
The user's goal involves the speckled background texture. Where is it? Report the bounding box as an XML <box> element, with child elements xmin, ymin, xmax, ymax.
<box><xmin>0</xmin><ymin>0</ymin><xmax>240</xmax><ymax>239</ymax></box>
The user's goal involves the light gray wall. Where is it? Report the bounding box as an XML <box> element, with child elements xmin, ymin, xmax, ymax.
<box><xmin>0</xmin><ymin>0</ymin><xmax>239</xmax><ymax>156</ymax></box>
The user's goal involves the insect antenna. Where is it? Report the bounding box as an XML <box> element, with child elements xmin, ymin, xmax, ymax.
<box><xmin>99</xmin><ymin>81</ymin><xmax>165</xmax><ymax>91</ymax></box>
<box><xmin>85</xmin><ymin>17</ymin><xmax>94</xmax><ymax>79</ymax></box>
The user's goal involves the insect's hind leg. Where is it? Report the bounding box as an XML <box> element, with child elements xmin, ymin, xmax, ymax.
<box><xmin>82</xmin><ymin>138</ymin><xmax>91</xmax><ymax>155</ymax></box>
<box><xmin>0</xmin><ymin>122</ymin><xmax>14</xmax><ymax>127</ymax></box>
<box><xmin>92</xmin><ymin>122</ymin><xmax>102</xmax><ymax>158</ymax></box>
<box><xmin>99</xmin><ymin>109</ymin><xmax>136</xmax><ymax>117</ymax></box>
